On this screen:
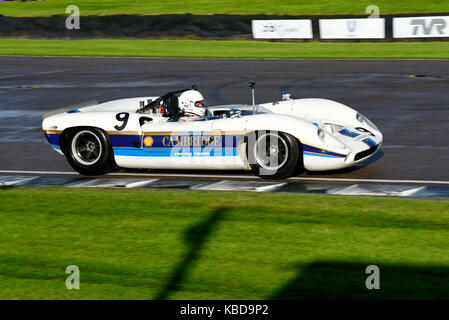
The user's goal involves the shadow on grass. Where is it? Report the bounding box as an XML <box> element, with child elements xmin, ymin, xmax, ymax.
<box><xmin>155</xmin><ymin>207</ymin><xmax>227</xmax><ymax>300</ymax></box>
<box><xmin>271</xmin><ymin>260</ymin><xmax>449</xmax><ymax>300</ymax></box>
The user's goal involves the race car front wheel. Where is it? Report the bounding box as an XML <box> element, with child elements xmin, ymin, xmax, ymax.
<box><xmin>247</xmin><ymin>131</ymin><xmax>300</xmax><ymax>179</ymax></box>
<box><xmin>64</xmin><ymin>127</ymin><xmax>115</xmax><ymax>175</ymax></box>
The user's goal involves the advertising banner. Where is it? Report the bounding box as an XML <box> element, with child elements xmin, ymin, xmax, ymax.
<box><xmin>319</xmin><ymin>18</ymin><xmax>385</xmax><ymax>39</ymax></box>
<box><xmin>252</xmin><ymin>20</ymin><xmax>313</xmax><ymax>39</ymax></box>
<box><xmin>393</xmin><ymin>16</ymin><xmax>449</xmax><ymax>38</ymax></box>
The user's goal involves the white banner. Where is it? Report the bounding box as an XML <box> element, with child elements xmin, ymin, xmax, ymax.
<box><xmin>252</xmin><ymin>20</ymin><xmax>313</xmax><ymax>39</ymax></box>
<box><xmin>393</xmin><ymin>16</ymin><xmax>449</xmax><ymax>38</ymax></box>
<box><xmin>319</xmin><ymin>18</ymin><xmax>385</xmax><ymax>39</ymax></box>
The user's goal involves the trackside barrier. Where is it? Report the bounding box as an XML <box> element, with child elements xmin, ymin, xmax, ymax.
<box><xmin>251</xmin><ymin>14</ymin><xmax>449</xmax><ymax>40</ymax></box>
<box><xmin>2</xmin><ymin>13</ymin><xmax>449</xmax><ymax>40</ymax></box>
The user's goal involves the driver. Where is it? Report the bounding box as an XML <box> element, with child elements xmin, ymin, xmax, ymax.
<box><xmin>178</xmin><ymin>90</ymin><xmax>206</xmax><ymax>118</ymax></box>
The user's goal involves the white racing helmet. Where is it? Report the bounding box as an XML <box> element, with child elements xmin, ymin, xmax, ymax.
<box><xmin>178</xmin><ymin>90</ymin><xmax>206</xmax><ymax>117</ymax></box>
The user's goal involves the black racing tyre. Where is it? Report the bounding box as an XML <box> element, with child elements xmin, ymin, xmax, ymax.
<box><xmin>292</xmin><ymin>140</ymin><xmax>305</xmax><ymax>176</ymax></box>
<box><xmin>247</xmin><ymin>131</ymin><xmax>301</xmax><ymax>179</ymax></box>
<box><xmin>64</xmin><ymin>127</ymin><xmax>115</xmax><ymax>175</ymax></box>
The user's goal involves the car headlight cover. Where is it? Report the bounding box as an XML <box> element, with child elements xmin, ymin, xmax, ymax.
<box><xmin>356</xmin><ymin>112</ymin><xmax>379</xmax><ymax>132</ymax></box>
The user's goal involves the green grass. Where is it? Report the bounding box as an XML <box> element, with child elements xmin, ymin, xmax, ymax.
<box><xmin>0</xmin><ymin>187</ymin><xmax>449</xmax><ymax>299</ymax></box>
<box><xmin>1</xmin><ymin>0</ymin><xmax>449</xmax><ymax>17</ymax></box>
<box><xmin>1</xmin><ymin>39</ymin><xmax>449</xmax><ymax>59</ymax></box>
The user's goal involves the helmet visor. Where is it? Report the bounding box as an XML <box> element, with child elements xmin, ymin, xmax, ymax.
<box><xmin>195</xmin><ymin>100</ymin><xmax>206</xmax><ymax>108</ymax></box>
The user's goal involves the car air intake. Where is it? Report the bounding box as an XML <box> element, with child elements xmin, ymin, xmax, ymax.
<box><xmin>354</xmin><ymin>146</ymin><xmax>379</xmax><ymax>161</ymax></box>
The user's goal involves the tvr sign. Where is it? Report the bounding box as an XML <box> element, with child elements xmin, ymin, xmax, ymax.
<box><xmin>411</xmin><ymin>18</ymin><xmax>446</xmax><ymax>35</ymax></box>
<box><xmin>394</xmin><ymin>16</ymin><xmax>449</xmax><ymax>38</ymax></box>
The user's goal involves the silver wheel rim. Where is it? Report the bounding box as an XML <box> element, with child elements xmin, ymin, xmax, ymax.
<box><xmin>71</xmin><ymin>130</ymin><xmax>102</xmax><ymax>166</ymax></box>
<box><xmin>254</xmin><ymin>133</ymin><xmax>289</xmax><ymax>171</ymax></box>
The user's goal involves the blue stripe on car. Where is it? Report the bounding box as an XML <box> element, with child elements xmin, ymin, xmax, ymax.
<box><xmin>302</xmin><ymin>143</ymin><xmax>346</xmax><ymax>158</ymax></box>
<box><xmin>339</xmin><ymin>128</ymin><xmax>360</xmax><ymax>138</ymax></box>
<box><xmin>44</xmin><ymin>130</ymin><xmax>347</xmax><ymax>160</ymax></box>
<box><xmin>110</xmin><ymin>133</ymin><xmax>243</xmax><ymax>148</ymax></box>
<box><xmin>303</xmin><ymin>151</ymin><xmax>344</xmax><ymax>158</ymax></box>
<box><xmin>113</xmin><ymin>147</ymin><xmax>238</xmax><ymax>157</ymax></box>
<box><xmin>362</xmin><ymin>138</ymin><xmax>377</xmax><ymax>147</ymax></box>
<box><xmin>45</xmin><ymin>133</ymin><xmax>60</xmax><ymax>145</ymax></box>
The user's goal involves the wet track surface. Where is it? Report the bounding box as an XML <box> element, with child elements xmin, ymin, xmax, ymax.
<box><xmin>0</xmin><ymin>56</ymin><xmax>448</xmax><ymax>181</ymax></box>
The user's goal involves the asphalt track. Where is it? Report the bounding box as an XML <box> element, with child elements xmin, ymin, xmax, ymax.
<box><xmin>0</xmin><ymin>56</ymin><xmax>448</xmax><ymax>182</ymax></box>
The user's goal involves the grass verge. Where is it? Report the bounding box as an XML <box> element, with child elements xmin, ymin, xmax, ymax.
<box><xmin>0</xmin><ymin>186</ymin><xmax>449</xmax><ymax>299</ymax></box>
<box><xmin>1</xmin><ymin>39</ymin><xmax>449</xmax><ymax>59</ymax></box>
<box><xmin>0</xmin><ymin>0</ymin><xmax>448</xmax><ymax>17</ymax></box>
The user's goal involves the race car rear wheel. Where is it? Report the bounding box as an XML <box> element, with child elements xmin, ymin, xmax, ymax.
<box><xmin>247</xmin><ymin>131</ymin><xmax>300</xmax><ymax>179</ymax></box>
<box><xmin>65</xmin><ymin>127</ymin><xmax>115</xmax><ymax>175</ymax></box>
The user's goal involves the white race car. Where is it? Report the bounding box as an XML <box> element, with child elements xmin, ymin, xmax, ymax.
<box><xmin>42</xmin><ymin>86</ymin><xmax>382</xmax><ymax>179</ymax></box>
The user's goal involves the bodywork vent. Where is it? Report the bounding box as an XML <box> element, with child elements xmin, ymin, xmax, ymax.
<box><xmin>354</xmin><ymin>146</ymin><xmax>379</xmax><ymax>161</ymax></box>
